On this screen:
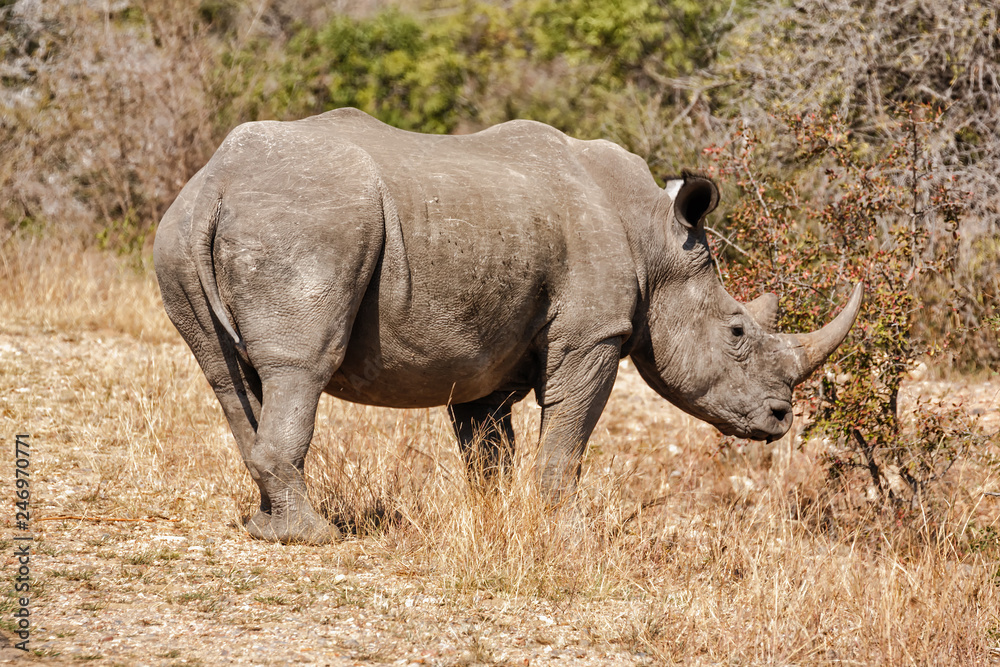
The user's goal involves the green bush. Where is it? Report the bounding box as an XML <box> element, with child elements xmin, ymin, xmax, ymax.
<box><xmin>214</xmin><ymin>0</ymin><xmax>748</xmax><ymax>147</ymax></box>
<box><xmin>215</xmin><ymin>10</ymin><xmax>467</xmax><ymax>133</ymax></box>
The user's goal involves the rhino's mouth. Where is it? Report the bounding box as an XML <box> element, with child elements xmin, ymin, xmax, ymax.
<box><xmin>752</xmin><ymin>399</ymin><xmax>793</xmax><ymax>442</ymax></box>
<box><xmin>715</xmin><ymin>399</ymin><xmax>793</xmax><ymax>442</ymax></box>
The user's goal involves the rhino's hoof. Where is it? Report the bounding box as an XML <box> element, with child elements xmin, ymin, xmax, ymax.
<box><xmin>246</xmin><ymin>508</ymin><xmax>340</xmax><ymax>545</ymax></box>
<box><xmin>282</xmin><ymin>521</ymin><xmax>340</xmax><ymax>545</ymax></box>
<box><xmin>246</xmin><ymin>510</ymin><xmax>272</xmax><ymax>535</ymax></box>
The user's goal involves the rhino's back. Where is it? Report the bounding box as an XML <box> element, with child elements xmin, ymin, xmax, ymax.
<box><xmin>284</xmin><ymin>110</ymin><xmax>638</xmax><ymax>407</ymax></box>
<box><xmin>198</xmin><ymin>110</ymin><xmax>638</xmax><ymax>408</ymax></box>
<box><xmin>283</xmin><ymin>112</ymin><xmax>555</xmax><ymax>405</ymax></box>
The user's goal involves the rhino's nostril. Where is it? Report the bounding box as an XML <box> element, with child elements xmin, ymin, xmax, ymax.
<box><xmin>772</xmin><ymin>408</ymin><xmax>787</xmax><ymax>423</ymax></box>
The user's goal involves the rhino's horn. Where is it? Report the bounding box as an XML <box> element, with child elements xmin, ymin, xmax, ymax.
<box><xmin>746</xmin><ymin>292</ymin><xmax>779</xmax><ymax>332</ymax></box>
<box><xmin>785</xmin><ymin>283</ymin><xmax>865</xmax><ymax>385</ymax></box>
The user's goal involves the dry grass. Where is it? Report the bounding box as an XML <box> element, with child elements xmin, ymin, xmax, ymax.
<box><xmin>0</xmin><ymin>238</ymin><xmax>171</xmax><ymax>341</ymax></box>
<box><xmin>2</xmin><ymin>239</ymin><xmax>999</xmax><ymax>664</ymax></box>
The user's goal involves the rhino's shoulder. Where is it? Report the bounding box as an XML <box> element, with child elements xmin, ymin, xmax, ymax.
<box><xmin>474</xmin><ymin>118</ymin><xmax>570</xmax><ymax>142</ymax></box>
<box><xmin>571</xmin><ymin>137</ymin><xmax>650</xmax><ymax>173</ymax></box>
<box><xmin>475</xmin><ymin>124</ymin><xmax>646</xmax><ymax>171</ymax></box>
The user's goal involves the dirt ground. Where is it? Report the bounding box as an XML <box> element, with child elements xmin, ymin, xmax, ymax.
<box><xmin>1</xmin><ymin>316</ymin><xmax>998</xmax><ymax>665</ymax></box>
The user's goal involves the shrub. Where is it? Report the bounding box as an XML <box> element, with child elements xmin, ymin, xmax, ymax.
<box><xmin>214</xmin><ymin>9</ymin><xmax>469</xmax><ymax>134</ymax></box>
<box><xmin>711</xmin><ymin>0</ymin><xmax>1000</xmax><ymax>371</ymax></box>
<box><xmin>0</xmin><ymin>0</ymin><xmax>219</xmax><ymax>245</ymax></box>
<box><xmin>706</xmin><ymin>108</ymin><xmax>981</xmax><ymax>510</ymax></box>
<box><xmin>214</xmin><ymin>0</ymin><xmax>749</xmax><ymax>148</ymax></box>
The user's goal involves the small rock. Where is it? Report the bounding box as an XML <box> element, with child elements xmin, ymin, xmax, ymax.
<box><xmin>456</xmin><ymin>650</ymin><xmax>475</xmax><ymax>665</ymax></box>
<box><xmin>0</xmin><ymin>648</ymin><xmax>26</xmax><ymax>661</ymax></box>
<box><xmin>908</xmin><ymin>361</ymin><xmax>928</xmax><ymax>381</ymax></box>
<box><xmin>866</xmin><ymin>485</ymin><xmax>880</xmax><ymax>503</ymax></box>
<box><xmin>729</xmin><ymin>475</ymin><xmax>754</xmax><ymax>496</ymax></box>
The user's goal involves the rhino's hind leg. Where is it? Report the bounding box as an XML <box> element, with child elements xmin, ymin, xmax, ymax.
<box><xmin>212</xmin><ymin>357</ymin><xmax>271</xmax><ymax>529</ymax></box>
<box><xmin>179</xmin><ymin>325</ymin><xmax>276</xmax><ymax>534</ymax></box>
<box><xmin>448</xmin><ymin>391</ymin><xmax>526</xmax><ymax>486</ymax></box>
<box><xmin>246</xmin><ymin>371</ymin><xmax>340</xmax><ymax>545</ymax></box>
<box><xmin>156</xmin><ymin>260</ymin><xmax>274</xmax><ymax>532</ymax></box>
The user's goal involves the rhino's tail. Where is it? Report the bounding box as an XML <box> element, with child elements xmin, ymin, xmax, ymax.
<box><xmin>193</xmin><ymin>188</ymin><xmax>244</xmax><ymax>351</ymax></box>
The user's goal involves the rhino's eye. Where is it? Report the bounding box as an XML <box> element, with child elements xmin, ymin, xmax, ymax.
<box><xmin>731</xmin><ymin>325</ymin><xmax>745</xmax><ymax>338</ymax></box>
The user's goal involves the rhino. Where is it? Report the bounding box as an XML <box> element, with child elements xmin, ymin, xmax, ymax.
<box><xmin>154</xmin><ymin>108</ymin><xmax>863</xmax><ymax>544</ymax></box>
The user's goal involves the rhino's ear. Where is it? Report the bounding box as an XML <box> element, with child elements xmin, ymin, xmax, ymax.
<box><xmin>673</xmin><ymin>175</ymin><xmax>719</xmax><ymax>229</ymax></box>
<box><xmin>664</xmin><ymin>179</ymin><xmax>684</xmax><ymax>200</ymax></box>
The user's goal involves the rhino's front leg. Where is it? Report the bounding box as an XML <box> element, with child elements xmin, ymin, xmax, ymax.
<box><xmin>536</xmin><ymin>338</ymin><xmax>621</xmax><ymax>503</ymax></box>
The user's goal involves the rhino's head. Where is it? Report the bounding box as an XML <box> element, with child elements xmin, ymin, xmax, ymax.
<box><xmin>629</xmin><ymin>174</ymin><xmax>863</xmax><ymax>442</ymax></box>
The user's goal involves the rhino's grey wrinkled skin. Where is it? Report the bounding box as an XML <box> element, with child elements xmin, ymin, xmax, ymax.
<box><xmin>154</xmin><ymin>108</ymin><xmax>863</xmax><ymax>544</ymax></box>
